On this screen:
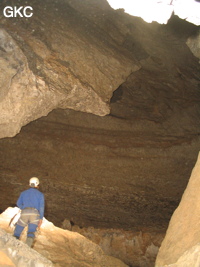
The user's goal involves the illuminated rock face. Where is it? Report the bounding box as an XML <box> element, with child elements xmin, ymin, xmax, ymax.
<box><xmin>0</xmin><ymin>0</ymin><xmax>199</xmax><ymax>256</ymax></box>
<box><xmin>187</xmin><ymin>30</ymin><xmax>200</xmax><ymax>62</ymax></box>
<box><xmin>0</xmin><ymin>28</ymin><xmax>59</xmax><ymax>138</ymax></box>
<box><xmin>0</xmin><ymin>208</ymin><xmax>127</xmax><ymax>267</ymax></box>
<box><xmin>0</xmin><ymin>0</ymin><xmax>140</xmax><ymax>138</ymax></box>
<box><xmin>155</xmin><ymin>153</ymin><xmax>200</xmax><ymax>266</ymax></box>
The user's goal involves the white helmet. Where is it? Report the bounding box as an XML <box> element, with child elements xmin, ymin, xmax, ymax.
<box><xmin>29</xmin><ymin>177</ymin><xmax>40</xmax><ymax>187</ymax></box>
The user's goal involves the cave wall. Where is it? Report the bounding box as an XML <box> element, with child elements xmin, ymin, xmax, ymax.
<box><xmin>156</xmin><ymin>152</ymin><xmax>200</xmax><ymax>266</ymax></box>
<box><xmin>0</xmin><ymin>0</ymin><xmax>140</xmax><ymax>138</ymax></box>
<box><xmin>0</xmin><ymin>0</ymin><xmax>200</xmax><ymax>233</ymax></box>
<box><xmin>0</xmin><ymin>109</ymin><xmax>199</xmax><ymax>230</ymax></box>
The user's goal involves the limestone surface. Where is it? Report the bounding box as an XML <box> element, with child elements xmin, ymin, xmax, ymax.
<box><xmin>0</xmin><ymin>207</ymin><xmax>127</xmax><ymax>267</ymax></box>
<box><xmin>155</xmin><ymin>152</ymin><xmax>200</xmax><ymax>266</ymax></box>
<box><xmin>186</xmin><ymin>30</ymin><xmax>200</xmax><ymax>62</ymax></box>
<box><xmin>0</xmin><ymin>1</ymin><xmax>199</xmax><ymax>264</ymax></box>
<box><xmin>161</xmin><ymin>243</ymin><xmax>200</xmax><ymax>267</ymax></box>
<box><xmin>0</xmin><ymin>0</ymin><xmax>140</xmax><ymax>138</ymax></box>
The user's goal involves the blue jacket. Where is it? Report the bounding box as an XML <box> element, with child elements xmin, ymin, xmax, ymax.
<box><xmin>17</xmin><ymin>188</ymin><xmax>45</xmax><ymax>219</ymax></box>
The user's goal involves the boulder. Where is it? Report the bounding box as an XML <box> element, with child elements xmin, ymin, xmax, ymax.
<box><xmin>162</xmin><ymin>243</ymin><xmax>200</xmax><ymax>267</ymax></box>
<box><xmin>0</xmin><ymin>207</ymin><xmax>128</xmax><ymax>267</ymax></box>
<box><xmin>155</xmin><ymin>152</ymin><xmax>200</xmax><ymax>266</ymax></box>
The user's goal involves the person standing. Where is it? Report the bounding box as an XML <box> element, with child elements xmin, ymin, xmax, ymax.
<box><xmin>13</xmin><ymin>177</ymin><xmax>45</xmax><ymax>247</ymax></box>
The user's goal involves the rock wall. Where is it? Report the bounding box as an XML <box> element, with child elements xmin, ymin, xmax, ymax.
<box><xmin>0</xmin><ymin>0</ymin><xmax>140</xmax><ymax>138</ymax></box>
<box><xmin>1</xmin><ymin>0</ymin><xmax>198</xmax><ymax>139</ymax></box>
<box><xmin>0</xmin><ymin>207</ymin><xmax>128</xmax><ymax>267</ymax></box>
<box><xmin>0</xmin><ymin>228</ymin><xmax>53</xmax><ymax>267</ymax></box>
<box><xmin>155</xmin><ymin>152</ymin><xmax>200</xmax><ymax>266</ymax></box>
<box><xmin>0</xmin><ymin>1</ymin><xmax>200</xmax><ymax>260</ymax></box>
<box><xmin>0</xmin><ymin>28</ymin><xmax>60</xmax><ymax>139</ymax></box>
<box><xmin>162</xmin><ymin>243</ymin><xmax>200</xmax><ymax>267</ymax></box>
<box><xmin>187</xmin><ymin>30</ymin><xmax>200</xmax><ymax>62</ymax></box>
<box><xmin>64</xmin><ymin>221</ymin><xmax>164</xmax><ymax>267</ymax></box>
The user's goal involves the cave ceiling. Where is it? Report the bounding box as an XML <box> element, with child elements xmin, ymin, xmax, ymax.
<box><xmin>0</xmin><ymin>0</ymin><xmax>200</xmax><ymax>230</ymax></box>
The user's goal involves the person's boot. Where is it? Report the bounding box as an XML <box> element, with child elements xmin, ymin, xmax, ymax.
<box><xmin>26</xmin><ymin>237</ymin><xmax>34</xmax><ymax>248</ymax></box>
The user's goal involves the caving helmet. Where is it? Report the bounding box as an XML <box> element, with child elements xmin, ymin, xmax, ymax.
<box><xmin>29</xmin><ymin>177</ymin><xmax>40</xmax><ymax>187</ymax></box>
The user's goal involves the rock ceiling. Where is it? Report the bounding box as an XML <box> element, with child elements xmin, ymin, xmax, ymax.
<box><xmin>0</xmin><ymin>0</ymin><xmax>140</xmax><ymax>138</ymax></box>
<box><xmin>0</xmin><ymin>0</ymin><xmax>200</xmax><ymax>231</ymax></box>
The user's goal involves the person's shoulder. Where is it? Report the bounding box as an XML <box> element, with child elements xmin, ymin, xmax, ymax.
<box><xmin>22</xmin><ymin>187</ymin><xmax>44</xmax><ymax>196</ymax></box>
<box><xmin>36</xmin><ymin>188</ymin><xmax>44</xmax><ymax>196</ymax></box>
<box><xmin>21</xmin><ymin>188</ymin><xmax>31</xmax><ymax>194</ymax></box>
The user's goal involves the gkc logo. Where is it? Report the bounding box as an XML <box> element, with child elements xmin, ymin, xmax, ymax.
<box><xmin>3</xmin><ymin>6</ymin><xmax>33</xmax><ymax>17</ymax></box>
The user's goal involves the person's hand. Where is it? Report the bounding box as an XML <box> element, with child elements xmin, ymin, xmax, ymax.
<box><xmin>38</xmin><ymin>219</ymin><xmax>43</xmax><ymax>229</ymax></box>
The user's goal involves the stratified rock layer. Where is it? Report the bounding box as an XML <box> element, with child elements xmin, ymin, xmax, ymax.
<box><xmin>0</xmin><ymin>0</ymin><xmax>199</xmax><ymax>253</ymax></box>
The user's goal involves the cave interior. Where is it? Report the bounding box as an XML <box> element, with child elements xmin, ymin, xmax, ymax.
<box><xmin>0</xmin><ymin>0</ymin><xmax>200</xmax><ymax>236</ymax></box>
